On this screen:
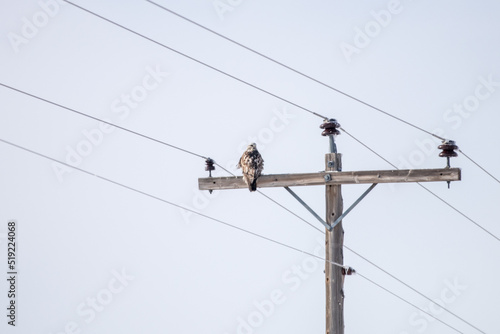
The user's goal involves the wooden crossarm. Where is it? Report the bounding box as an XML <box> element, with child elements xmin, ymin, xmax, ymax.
<box><xmin>198</xmin><ymin>168</ymin><xmax>461</xmax><ymax>190</ymax></box>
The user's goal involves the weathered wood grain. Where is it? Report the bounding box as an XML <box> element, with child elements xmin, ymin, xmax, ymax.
<box><xmin>198</xmin><ymin>168</ymin><xmax>461</xmax><ymax>190</ymax></box>
<box><xmin>325</xmin><ymin>153</ymin><xmax>344</xmax><ymax>334</ymax></box>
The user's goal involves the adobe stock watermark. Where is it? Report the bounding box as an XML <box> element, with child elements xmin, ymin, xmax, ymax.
<box><xmin>222</xmin><ymin>237</ymin><xmax>325</xmax><ymax>334</ymax></box>
<box><xmin>48</xmin><ymin>268</ymin><xmax>134</xmax><ymax>334</ymax></box>
<box><xmin>339</xmin><ymin>0</ymin><xmax>404</xmax><ymax>64</ymax></box>
<box><xmin>51</xmin><ymin>65</ymin><xmax>170</xmax><ymax>183</ymax></box>
<box><xmin>398</xmin><ymin>277</ymin><xmax>467</xmax><ymax>334</ymax></box>
<box><xmin>7</xmin><ymin>0</ymin><xmax>66</xmax><ymax>54</ymax></box>
<box><xmin>397</xmin><ymin>74</ymin><xmax>499</xmax><ymax>170</ymax></box>
<box><xmin>212</xmin><ymin>0</ymin><xmax>244</xmax><ymax>21</ymax></box>
<box><xmin>178</xmin><ymin>106</ymin><xmax>296</xmax><ymax>224</ymax></box>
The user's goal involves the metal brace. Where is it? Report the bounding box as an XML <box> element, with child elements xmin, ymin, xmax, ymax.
<box><xmin>284</xmin><ymin>186</ymin><xmax>330</xmax><ymax>230</ymax></box>
<box><xmin>331</xmin><ymin>183</ymin><xmax>378</xmax><ymax>229</ymax></box>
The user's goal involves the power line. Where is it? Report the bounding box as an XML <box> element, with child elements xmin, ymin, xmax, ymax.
<box><xmin>418</xmin><ymin>184</ymin><xmax>500</xmax><ymax>242</ymax></box>
<box><xmin>341</xmin><ymin>126</ymin><xmax>500</xmax><ymax>243</ymax></box>
<box><xmin>61</xmin><ymin>0</ymin><xmax>328</xmax><ymax>120</ymax></box>
<box><xmin>0</xmin><ymin>137</ymin><xmax>345</xmax><ymax>269</ymax></box>
<box><xmin>356</xmin><ymin>272</ymin><xmax>465</xmax><ymax>334</ymax></box>
<box><xmin>0</xmin><ymin>83</ymin><xmax>484</xmax><ymax>332</ymax></box>
<box><xmin>302</xmin><ymin>222</ymin><xmax>485</xmax><ymax>333</ymax></box>
<box><xmin>0</xmin><ymin>82</ymin><xmax>234</xmax><ymax>176</ymax></box>
<box><xmin>145</xmin><ymin>0</ymin><xmax>445</xmax><ymax>142</ymax></box>
<box><xmin>0</xmin><ymin>137</ymin><xmax>467</xmax><ymax>334</ymax></box>
<box><xmin>459</xmin><ymin>149</ymin><xmax>500</xmax><ymax>185</ymax></box>
<box><xmin>344</xmin><ymin>246</ymin><xmax>485</xmax><ymax>333</ymax></box>
<box><xmin>146</xmin><ymin>1</ymin><xmax>500</xmax><ymax>188</ymax></box>
<box><xmin>0</xmin><ymin>83</ymin><xmax>204</xmax><ymax>159</ymax></box>
<box><xmin>340</xmin><ymin>127</ymin><xmax>396</xmax><ymax>168</ymax></box>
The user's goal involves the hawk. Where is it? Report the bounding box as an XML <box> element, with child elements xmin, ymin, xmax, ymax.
<box><xmin>237</xmin><ymin>143</ymin><xmax>264</xmax><ymax>192</ymax></box>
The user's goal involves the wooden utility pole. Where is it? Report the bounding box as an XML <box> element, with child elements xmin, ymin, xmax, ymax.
<box><xmin>325</xmin><ymin>152</ymin><xmax>343</xmax><ymax>334</ymax></box>
<box><xmin>198</xmin><ymin>120</ymin><xmax>461</xmax><ymax>334</ymax></box>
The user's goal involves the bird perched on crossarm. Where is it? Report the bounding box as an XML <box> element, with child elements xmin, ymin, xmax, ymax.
<box><xmin>237</xmin><ymin>143</ymin><xmax>264</xmax><ymax>192</ymax></box>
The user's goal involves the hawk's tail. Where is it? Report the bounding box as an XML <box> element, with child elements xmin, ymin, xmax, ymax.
<box><xmin>250</xmin><ymin>179</ymin><xmax>257</xmax><ymax>192</ymax></box>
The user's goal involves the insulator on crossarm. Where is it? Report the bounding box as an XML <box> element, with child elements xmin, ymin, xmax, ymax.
<box><xmin>320</xmin><ymin>118</ymin><xmax>341</xmax><ymax>136</ymax></box>
<box><xmin>438</xmin><ymin>140</ymin><xmax>458</xmax><ymax>166</ymax></box>
<box><xmin>438</xmin><ymin>140</ymin><xmax>458</xmax><ymax>189</ymax></box>
<box><xmin>205</xmin><ymin>158</ymin><xmax>215</xmax><ymax>193</ymax></box>
<box><xmin>320</xmin><ymin>119</ymin><xmax>341</xmax><ymax>153</ymax></box>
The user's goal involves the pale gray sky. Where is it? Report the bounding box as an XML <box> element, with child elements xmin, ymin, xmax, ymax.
<box><xmin>1</xmin><ymin>0</ymin><xmax>499</xmax><ymax>333</ymax></box>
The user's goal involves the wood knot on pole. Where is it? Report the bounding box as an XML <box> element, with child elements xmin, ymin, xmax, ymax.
<box><xmin>320</xmin><ymin>119</ymin><xmax>341</xmax><ymax>136</ymax></box>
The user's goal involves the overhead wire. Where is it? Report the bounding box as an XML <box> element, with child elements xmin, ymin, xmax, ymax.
<box><xmin>417</xmin><ymin>184</ymin><xmax>500</xmax><ymax>242</ymax></box>
<box><xmin>145</xmin><ymin>0</ymin><xmax>445</xmax><ymax>141</ymax></box>
<box><xmin>341</xmin><ymin>127</ymin><xmax>500</xmax><ymax>244</ymax></box>
<box><xmin>458</xmin><ymin>149</ymin><xmax>500</xmax><ymax>184</ymax></box>
<box><xmin>0</xmin><ymin>137</ymin><xmax>346</xmax><ymax>270</ymax></box>
<box><xmin>344</xmin><ymin>246</ymin><xmax>485</xmax><ymax>333</ymax></box>
<box><xmin>293</xmin><ymin>213</ymin><xmax>485</xmax><ymax>333</ymax></box>
<box><xmin>0</xmin><ymin>137</ymin><xmax>466</xmax><ymax>334</ymax></box>
<box><xmin>355</xmin><ymin>272</ymin><xmax>465</xmax><ymax>334</ymax></box>
<box><xmin>61</xmin><ymin>0</ymin><xmax>328</xmax><ymax>120</ymax></box>
<box><xmin>0</xmin><ymin>82</ymin><xmax>233</xmax><ymax>176</ymax></box>
<box><xmin>145</xmin><ymin>0</ymin><xmax>500</xmax><ymax>186</ymax></box>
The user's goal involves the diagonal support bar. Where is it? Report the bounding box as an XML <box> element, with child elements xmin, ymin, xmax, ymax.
<box><xmin>331</xmin><ymin>183</ymin><xmax>378</xmax><ymax>229</ymax></box>
<box><xmin>284</xmin><ymin>186</ymin><xmax>331</xmax><ymax>231</ymax></box>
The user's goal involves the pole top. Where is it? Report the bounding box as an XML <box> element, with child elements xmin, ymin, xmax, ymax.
<box><xmin>320</xmin><ymin>119</ymin><xmax>341</xmax><ymax>136</ymax></box>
